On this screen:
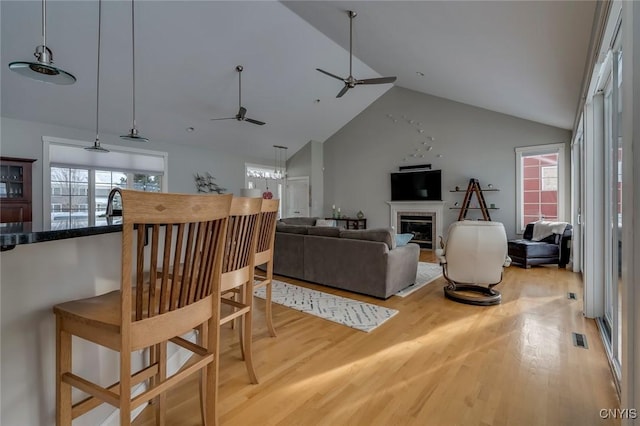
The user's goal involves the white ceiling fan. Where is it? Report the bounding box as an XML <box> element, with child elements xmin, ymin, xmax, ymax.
<box><xmin>317</xmin><ymin>10</ymin><xmax>397</xmax><ymax>98</ymax></box>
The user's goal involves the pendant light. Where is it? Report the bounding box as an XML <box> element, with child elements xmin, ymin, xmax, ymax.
<box><xmin>85</xmin><ymin>0</ymin><xmax>109</xmax><ymax>153</ymax></box>
<box><xmin>8</xmin><ymin>0</ymin><xmax>76</xmax><ymax>85</ymax></box>
<box><xmin>120</xmin><ymin>0</ymin><xmax>148</xmax><ymax>142</ymax></box>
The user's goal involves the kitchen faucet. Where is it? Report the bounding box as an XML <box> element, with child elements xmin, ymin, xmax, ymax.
<box><xmin>106</xmin><ymin>187</ymin><xmax>123</xmax><ymax>217</ymax></box>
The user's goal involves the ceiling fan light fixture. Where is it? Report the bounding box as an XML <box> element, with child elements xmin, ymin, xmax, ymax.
<box><xmin>316</xmin><ymin>10</ymin><xmax>396</xmax><ymax>98</ymax></box>
<box><xmin>210</xmin><ymin>65</ymin><xmax>266</xmax><ymax>126</ymax></box>
<box><xmin>8</xmin><ymin>0</ymin><xmax>76</xmax><ymax>85</ymax></box>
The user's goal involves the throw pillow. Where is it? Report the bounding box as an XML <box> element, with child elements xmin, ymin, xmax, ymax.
<box><xmin>315</xmin><ymin>219</ymin><xmax>336</xmax><ymax>227</ymax></box>
<box><xmin>395</xmin><ymin>233</ymin><xmax>414</xmax><ymax>247</ymax></box>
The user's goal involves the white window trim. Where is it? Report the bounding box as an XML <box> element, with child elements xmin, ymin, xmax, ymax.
<box><xmin>515</xmin><ymin>143</ymin><xmax>566</xmax><ymax>234</ymax></box>
<box><xmin>42</xmin><ymin>136</ymin><xmax>169</xmax><ymax>225</ymax></box>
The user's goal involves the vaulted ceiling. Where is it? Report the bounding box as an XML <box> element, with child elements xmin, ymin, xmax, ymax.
<box><xmin>1</xmin><ymin>1</ymin><xmax>596</xmax><ymax>161</ymax></box>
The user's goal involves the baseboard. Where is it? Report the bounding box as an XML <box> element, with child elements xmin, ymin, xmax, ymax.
<box><xmin>99</xmin><ymin>330</ymin><xmax>198</xmax><ymax>426</ymax></box>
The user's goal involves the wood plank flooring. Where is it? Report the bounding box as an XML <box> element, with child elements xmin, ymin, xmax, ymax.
<box><xmin>134</xmin><ymin>251</ymin><xmax>620</xmax><ymax>425</ymax></box>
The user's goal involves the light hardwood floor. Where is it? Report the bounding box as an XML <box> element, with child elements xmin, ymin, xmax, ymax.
<box><xmin>134</xmin><ymin>251</ymin><xmax>620</xmax><ymax>425</ymax></box>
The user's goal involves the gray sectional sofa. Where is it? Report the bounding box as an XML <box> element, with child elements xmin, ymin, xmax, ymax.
<box><xmin>270</xmin><ymin>217</ymin><xmax>420</xmax><ymax>299</ymax></box>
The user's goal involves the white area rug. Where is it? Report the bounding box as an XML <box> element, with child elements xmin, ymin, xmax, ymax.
<box><xmin>254</xmin><ymin>281</ymin><xmax>398</xmax><ymax>332</ymax></box>
<box><xmin>394</xmin><ymin>262</ymin><xmax>443</xmax><ymax>298</ymax></box>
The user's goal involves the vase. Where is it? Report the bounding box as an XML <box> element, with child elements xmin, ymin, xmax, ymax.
<box><xmin>356</xmin><ymin>210</ymin><xmax>364</xmax><ymax>219</ymax></box>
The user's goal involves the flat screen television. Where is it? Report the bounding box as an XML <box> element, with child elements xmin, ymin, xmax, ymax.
<box><xmin>390</xmin><ymin>169</ymin><xmax>442</xmax><ymax>201</ymax></box>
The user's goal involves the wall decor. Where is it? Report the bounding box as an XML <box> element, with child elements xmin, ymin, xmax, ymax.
<box><xmin>385</xmin><ymin>112</ymin><xmax>442</xmax><ymax>163</ymax></box>
<box><xmin>194</xmin><ymin>172</ymin><xmax>226</xmax><ymax>194</ymax></box>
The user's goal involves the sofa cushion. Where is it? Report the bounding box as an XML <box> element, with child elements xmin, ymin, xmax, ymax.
<box><xmin>276</xmin><ymin>223</ymin><xmax>309</xmax><ymax>234</ymax></box>
<box><xmin>307</xmin><ymin>226</ymin><xmax>341</xmax><ymax>237</ymax></box>
<box><xmin>280</xmin><ymin>217</ymin><xmax>318</xmax><ymax>226</ymax></box>
<box><xmin>339</xmin><ymin>228</ymin><xmax>396</xmax><ymax>250</ymax></box>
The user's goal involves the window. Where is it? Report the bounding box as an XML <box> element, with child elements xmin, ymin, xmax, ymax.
<box><xmin>515</xmin><ymin>143</ymin><xmax>565</xmax><ymax>232</ymax></box>
<box><xmin>44</xmin><ymin>137</ymin><xmax>168</xmax><ymax>229</ymax></box>
<box><xmin>50</xmin><ymin>167</ymin><xmax>163</xmax><ymax>229</ymax></box>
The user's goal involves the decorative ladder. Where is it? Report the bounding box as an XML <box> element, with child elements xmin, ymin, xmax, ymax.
<box><xmin>458</xmin><ymin>178</ymin><xmax>492</xmax><ymax>221</ymax></box>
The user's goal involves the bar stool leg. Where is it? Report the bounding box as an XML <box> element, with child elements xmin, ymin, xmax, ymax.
<box><xmin>242</xmin><ymin>281</ymin><xmax>258</xmax><ymax>384</ymax></box>
<box><xmin>154</xmin><ymin>342</ymin><xmax>167</xmax><ymax>426</ymax></box>
<box><xmin>265</xmin><ymin>262</ymin><xmax>276</xmax><ymax>337</ymax></box>
<box><xmin>56</xmin><ymin>317</ymin><xmax>72</xmax><ymax>426</ymax></box>
<box><xmin>198</xmin><ymin>323</ymin><xmax>208</xmax><ymax>425</ymax></box>
<box><xmin>205</xmin><ymin>316</ymin><xmax>219</xmax><ymax>426</ymax></box>
<box><xmin>120</xmin><ymin>350</ymin><xmax>132</xmax><ymax>426</ymax></box>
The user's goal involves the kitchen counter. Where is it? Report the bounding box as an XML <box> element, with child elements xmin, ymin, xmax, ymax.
<box><xmin>0</xmin><ymin>219</ymin><xmax>122</xmax><ymax>250</ymax></box>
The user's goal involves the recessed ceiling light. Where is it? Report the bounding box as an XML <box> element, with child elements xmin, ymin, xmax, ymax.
<box><xmin>186</xmin><ymin>127</ymin><xmax>195</xmax><ymax>132</ymax></box>
<box><xmin>315</xmin><ymin>99</ymin><xmax>321</xmax><ymax>103</ymax></box>
<box><xmin>416</xmin><ymin>71</ymin><xmax>425</xmax><ymax>77</ymax></box>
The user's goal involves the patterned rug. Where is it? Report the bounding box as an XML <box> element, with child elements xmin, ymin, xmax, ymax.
<box><xmin>394</xmin><ymin>262</ymin><xmax>443</xmax><ymax>298</ymax></box>
<box><xmin>254</xmin><ymin>281</ymin><xmax>398</xmax><ymax>332</ymax></box>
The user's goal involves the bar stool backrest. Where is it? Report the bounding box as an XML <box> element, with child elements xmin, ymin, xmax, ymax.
<box><xmin>121</xmin><ymin>190</ymin><xmax>232</xmax><ymax>323</ymax></box>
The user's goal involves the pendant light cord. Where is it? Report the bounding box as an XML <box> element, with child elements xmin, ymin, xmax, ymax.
<box><xmin>95</xmin><ymin>0</ymin><xmax>102</xmax><ymax>144</ymax></box>
<box><xmin>131</xmin><ymin>0</ymin><xmax>137</xmax><ymax>127</ymax></box>
<box><xmin>41</xmin><ymin>0</ymin><xmax>47</xmax><ymax>46</ymax></box>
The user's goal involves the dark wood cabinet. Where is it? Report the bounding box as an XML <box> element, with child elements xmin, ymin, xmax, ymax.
<box><xmin>0</xmin><ymin>157</ymin><xmax>36</xmax><ymax>223</ymax></box>
<box><xmin>326</xmin><ymin>217</ymin><xmax>367</xmax><ymax>230</ymax></box>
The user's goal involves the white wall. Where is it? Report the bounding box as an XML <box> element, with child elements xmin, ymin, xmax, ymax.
<box><xmin>286</xmin><ymin>140</ymin><xmax>324</xmax><ymax>217</ymax></box>
<box><xmin>1</xmin><ymin>233</ymin><xmax>123</xmax><ymax>426</ymax></box>
<box><xmin>0</xmin><ymin>117</ymin><xmax>270</xmax><ymax>228</ymax></box>
<box><xmin>323</xmin><ymin>87</ymin><xmax>571</xmax><ymax>239</ymax></box>
<box><xmin>310</xmin><ymin>140</ymin><xmax>324</xmax><ymax>218</ymax></box>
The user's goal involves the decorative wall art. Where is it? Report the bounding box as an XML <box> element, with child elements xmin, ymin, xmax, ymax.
<box><xmin>194</xmin><ymin>172</ymin><xmax>226</xmax><ymax>194</ymax></box>
<box><xmin>384</xmin><ymin>113</ymin><xmax>443</xmax><ymax>165</ymax></box>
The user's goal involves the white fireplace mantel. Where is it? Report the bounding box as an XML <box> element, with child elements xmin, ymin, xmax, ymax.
<box><xmin>386</xmin><ymin>201</ymin><xmax>446</xmax><ymax>243</ymax></box>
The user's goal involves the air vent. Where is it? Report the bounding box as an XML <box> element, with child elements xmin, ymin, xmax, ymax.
<box><xmin>572</xmin><ymin>332</ymin><xmax>589</xmax><ymax>349</ymax></box>
<box><xmin>567</xmin><ymin>292</ymin><xmax>577</xmax><ymax>300</ymax></box>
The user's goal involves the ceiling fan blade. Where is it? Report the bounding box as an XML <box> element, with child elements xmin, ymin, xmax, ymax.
<box><xmin>357</xmin><ymin>76</ymin><xmax>397</xmax><ymax>85</ymax></box>
<box><xmin>244</xmin><ymin>118</ymin><xmax>265</xmax><ymax>126</ymax></box>
<box><xmin>210</xmin><ymin>117</ymin><xmax>235</xmax><ymax>121</ymax></box>
<box><xmin>316</xmin><ymin>68</ymin><xmax>346</xmax><ymax>82</ymax></box>
<box><xmin>336</xmin><ymin>85</ymin><xmax>350</xmax><ymax>98</ymax></box>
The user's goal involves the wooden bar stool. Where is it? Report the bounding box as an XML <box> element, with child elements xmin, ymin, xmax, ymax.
<box><xmin>53</xmin><ymin>190</ymin><xmax>232</xmax><ymax>425</ymax></box>
<box><xmin>162</xmin><ymin>197</ymin><xmax>262</xmax><ymax>386</ymax></box>
<box><xmin>253</xmin><ymin>199</ymin><xmax>279</xmax><ymax>337</ymax></box>
<box><xmin>217</xmin><ymin>197</ymin><xmax>263</xmax><ymax>384</ymax></box>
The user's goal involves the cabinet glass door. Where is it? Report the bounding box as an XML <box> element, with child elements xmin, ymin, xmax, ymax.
<box><xmin>0</xmin><ymin>164</ymin><xmax>24</xmax><ymax>199</ymax></box>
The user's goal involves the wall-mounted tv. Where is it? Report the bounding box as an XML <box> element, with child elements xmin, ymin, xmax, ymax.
<box><xmin>390</xmin><ymin>169</ymin><xmax>442</xmax><ymax>201</ymax></box>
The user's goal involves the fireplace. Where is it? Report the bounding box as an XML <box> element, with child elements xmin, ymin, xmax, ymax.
<box><xmin>398</xmin><ymin>213</ymin><xmax>434</xmax><ymax>249</ymax></box>
<box><xmin>386</xmin><ymin>201</ymin><xmax>445</xmax><ymax>251</ymax></box>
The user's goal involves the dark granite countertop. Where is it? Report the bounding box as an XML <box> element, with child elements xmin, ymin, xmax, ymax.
<box><xmin>0</xmin><ymin>219</ymin><xmax>122</xmax><ymax>251</ymax></box>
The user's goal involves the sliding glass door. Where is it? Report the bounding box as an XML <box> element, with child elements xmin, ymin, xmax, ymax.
<box><xmin>601</xmin><ymin>49</ymin><xmax>623</xmax><ymax>383</ymax></box>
